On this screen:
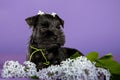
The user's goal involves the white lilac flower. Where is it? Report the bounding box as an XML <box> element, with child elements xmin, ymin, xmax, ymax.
<box><xmin>1</xmin><ymin>57</ymin><xmax>110</xmax><ymax>80</ymax></box>
<box><xmin>51</xmin><ymin>12</ymin><xmax>57</xmax><ymax>17</ymax></box>
<box><xmin>38</xmin><ymin>10</ymin><xmax>45</xmax><ymax>15</ymax></box>
<box><xmin>1</xmin><ymin>60</ymin><xmax>26</xmax><ymax>78</ymax></box>
<box><xmin>36</xmin><ymin>56</ymin><xmax>110</xmax><ymax>80</ymax></box>
<box><xmin>23</xmin><ymin>61</ymin><xmax>37</xmax><ymax>77</ymax></box>
<box><xmin>96</xmin><ymin>68</ymin><xmax>110</xmax><ymax>80</ymax></box>
<box><xmin>37</xmin><ymin>10</ymin><xmax>57</xmax><ymax>17</ymax></box>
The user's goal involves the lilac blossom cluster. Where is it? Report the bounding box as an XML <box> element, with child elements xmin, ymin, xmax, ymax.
<box><xmin>1</xmin><ymin>60</ymin><xmax>37</xmax><ymax>78</ymax></box>
<box><xmin>1</xmin><ymin>56</ymin><xmax>110</xmax><ymax>80</ymax></box>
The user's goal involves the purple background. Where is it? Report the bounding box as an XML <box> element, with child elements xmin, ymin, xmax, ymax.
<box><xmin>0</xmin><ymin>0</ymin><xmax>120</xmax><ymax>79</ymax></box>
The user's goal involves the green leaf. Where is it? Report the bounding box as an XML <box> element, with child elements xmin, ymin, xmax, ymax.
<box><xmin>86</xmin><ymin>52</ymin><xmax>120</xmax><ymax>80</ymax></box>
<box><xmin>70</xmin><ymin>52</ymin><xmax>81</xmax><ymax>59</ymax></box>
<box><xmin>99</xmin><ymin>53</ymin><xmax>113</xmax><ymax>60</ymax></box>
<box><xmin>86</xmin><ymin>52</ymin><xmax>98</xmax><ymax>61</ymax></box>
<box><xmin>30</xmin><ymin>75</ymin><xmax>39</xmax><ymax>79</ymax></box>
<box><xmin>96</xmin><ymin>53</ymin><xmax>120</xmax><ymax>75</ymax></box>
<box><xmin>96</xmin><ymin>59</ymin><xmax>120</xmax><ymax>74</ymax></box>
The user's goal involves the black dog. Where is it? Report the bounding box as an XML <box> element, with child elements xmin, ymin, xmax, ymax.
<box><xmin>25</xmin><ymin>12</ymin><xmax>83</xmax><ymax>69</ymax></box>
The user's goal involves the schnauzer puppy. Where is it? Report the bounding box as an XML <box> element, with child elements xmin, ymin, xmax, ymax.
<box><xmin>25</xmin><ymin>12</ymin><xmax>83</xmax><ymax>69</ymax></box>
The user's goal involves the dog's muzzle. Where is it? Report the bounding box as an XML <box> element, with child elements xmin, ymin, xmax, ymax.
<box><xmin>43</xmin><ymin>31</ymin><xmax>58</xmax><ymax>40</ymax></box>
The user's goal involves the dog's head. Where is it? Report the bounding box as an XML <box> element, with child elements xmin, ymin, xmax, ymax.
<box><xmin>25</xmin><ymin>13</ymin><xmax>65</xmax><ymax>49</ymax></box>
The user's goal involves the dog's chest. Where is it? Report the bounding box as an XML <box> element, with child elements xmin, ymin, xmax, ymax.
<box><xmin>44</xmin><ymin>50</ymin><xmax>62</xmax><ymax>64</ymax></box>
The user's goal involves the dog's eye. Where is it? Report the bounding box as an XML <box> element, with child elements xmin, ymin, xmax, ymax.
<box><xmin>41</xmin><ymin>22</ymin><xmax>49</xmax><ymax>28</ymax></box>
<box><xmin>56</xmin><ymin>26</ymin><xmax>61</xmax><ymax>29</ymax></box>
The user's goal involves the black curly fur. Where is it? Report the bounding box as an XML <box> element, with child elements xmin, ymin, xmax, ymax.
<box><xmin>25</xmin><ymin>14</ymin><xmax>83</xmax><ymax>69</ymax></box>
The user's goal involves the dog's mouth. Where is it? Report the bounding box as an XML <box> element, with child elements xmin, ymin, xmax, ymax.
<box><xmin>40</xmin><ymin>41</ymin><xmax>60</xmax><ymax>45</ymax></box>
<box><xmin>37</xmin><ymin>42</ymin><xmax>60</xmax><ymax>49</ymax></box>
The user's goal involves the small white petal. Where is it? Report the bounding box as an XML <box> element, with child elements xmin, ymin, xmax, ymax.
<box><xmin>38</xmin><ymin>10</ymin><xmax>45</xmax><ymax>15</ymax></box>
<box><xmin>51</xmin><ymin>12</ymin><xmax>57</xmax><ymax>17</ymax></box>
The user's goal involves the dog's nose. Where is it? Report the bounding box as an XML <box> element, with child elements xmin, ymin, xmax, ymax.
<box><xmin>45</xmin><ymin>31</ymin><xmax>57</xmax><ymax>40</ymax></box>
<box><xmin>44</xmin><ymin>31</ymin><xmax>54</xmax><ymax>37</ymax></box>
<box><xmin>46</xmin><ymin>31</ymin><xmax>54</xmax><ymax>35</ymax></box>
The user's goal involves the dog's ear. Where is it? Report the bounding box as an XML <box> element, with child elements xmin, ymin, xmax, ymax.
<box><xmin>25</xmin><ymin>15</ymin><xmax>38</xmax><ymax>28</ymax></box>
<box><xmin>55</xmin><ymin>15</ymin><xmax>64</xmax><ymax>28</ymax></box>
